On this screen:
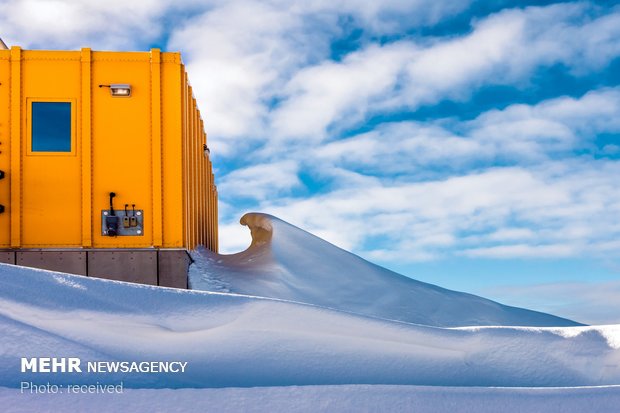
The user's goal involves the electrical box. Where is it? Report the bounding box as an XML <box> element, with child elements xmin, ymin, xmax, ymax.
<box><xmin>101</xmin><ymin>209</ymin><xmax>144</xmax><ymax>236</ymax></box>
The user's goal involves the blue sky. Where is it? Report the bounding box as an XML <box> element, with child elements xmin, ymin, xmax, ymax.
<box><xmin>2</xmin><ymin>0</ymin><xmax>620</xmax><ymax>324</ymax></box>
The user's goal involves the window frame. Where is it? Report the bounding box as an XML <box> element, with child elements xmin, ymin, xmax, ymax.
<box><xmin>27</xmin><ymin>98</ymin><xmax>77</xmax><ymax>156</ymax></box>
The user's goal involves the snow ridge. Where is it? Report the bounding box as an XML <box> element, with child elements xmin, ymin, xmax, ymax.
<box><xmin>190</xmin><ymin>213</ymin><xmax>580</xmax><ymax>328</ymax></box>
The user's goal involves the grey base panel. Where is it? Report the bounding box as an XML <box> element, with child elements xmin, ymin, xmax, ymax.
<box><xmin>158</xmin><ymin>250</ymin><xmax>191</xmax><ymax>289</ymax></box>
<box><xmin>0</xmin><ymin>249</ymin><xmax>192</xmax><ymax>289</ymax></box>
<box><xmin>17</xmin><ymin>251</ymin><xmax>87</xmax><ymax>275</ymax></box>
<box><xmin>0</xmin><ymin>251</ymin><xmax>15</xmax><ymax>264</ymax></box>
<box><xmin>89</xmin><ymin>250</ymin><xmax>157</xmax><ymax>285</ymax></box>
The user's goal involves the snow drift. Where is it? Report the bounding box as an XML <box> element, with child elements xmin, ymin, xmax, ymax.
<box><xmin>1</xmin><ymin>211</ymin><xmax>618</xmax><ymax>413</ymax></box>
<box><xmin>0</xmin><ymin>263</ymin><xmax>618</xmax><ymax>389</ymax></box>
<box><xmin>190</xmin><ymin>213</ymin><xmax>579</xmax><ymax>327</ymax></box>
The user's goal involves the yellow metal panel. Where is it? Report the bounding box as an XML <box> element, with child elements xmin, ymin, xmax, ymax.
<box><xmin>161</xmin><ymin>59</ymin><xmax>184</xmax><ymax>247</ymax></box>
<box><xmin>21</xmin><ymin>54</ymin><xmax>82</xmax><ymax>246</ymax></box>
<box><xmin>161</xmin><ymin>52</ymin><xmax>181</xmax><ymax>64</ymax></box>
<box><xmin>81</xmin><ymin>48</ymin><xmax>92</xmax><ymax>247</ymax></box>
<box><xmin>10</xmin><ymin>47</ymin><xmax>22</xmax><ymax>247</ymax></box>
<box><xmin>0</xmin><ymin>53</ymin><xmax>10</xmax><ymax>246</ymax></box>
<box><xmin>91</xmin><ymin>52</ymin><xmax>149</xmax><ymax>62</ymax></box>
<box><xmin>3</xmin><ymin>47</ymin><xmax>218</xmax><ymax>251</ymax></box>
<box><xmin>91</xmin><ymin>53</ymin><xmax>153</xmax><ymax>247</ymax></box>
<box><xmin>23</xmin><ymin>50</ymin><xmax>79</xmax><ymax>61</ymax></box>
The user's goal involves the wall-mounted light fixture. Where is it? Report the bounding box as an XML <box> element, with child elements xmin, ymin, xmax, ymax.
<box><xmin>99</xmin><ymin>84</ymin><xmax>132</xmax><ymax>97</ymax></box>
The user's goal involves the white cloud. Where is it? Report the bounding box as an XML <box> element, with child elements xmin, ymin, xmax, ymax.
<box><xmin>402</xmin><ymin>7</ymin><xmax>527</xmax><ymax>102</ymax></box>
<box><xmin>0</xmin><ymin>0</ymin><xmax>168</xmax><ymax>49</ymax></box>
<box><xmin>168</xmin><ymin>1</ymin><xmax>325</xmax><ymax>152</ymax></box>
<box><xmin>469</xmin><ymin>88</ymin><xmax>620</xmax><ymax>158</ymax></box>
<box><xmin>268</xmin><ymin>4</ymin><xmax>620</xmax><ymax>142</ymax></box>
<box><xmin>313</xmin><ymin>87</ymin><xmax>620</xmax><ymax>175</ymax></box>
<box><xmin>315</xmin><ymin>122</ymin><xmax>486</xmax><ymax>175</ymax></box>
<box><xmin>486</xmin><ymin>228</ymin><xmax>536</xmax><ymax>242</ymax></box>
<box><xmin>270</xmin><ymin>43</ymin><xmax>416</xmax><ymax>140</ymax></box>
<box><xmin>462</xmin><ymin>244</ymin><xmax>577</xmax><ymax>259</ymax></box>
<box><xmin>218</xmin><ymin>160</ymin><xmax>620</xmax><ymax>261</ymax></box>
<box><xmin>218</xmin><ymin>160</ymin><xmax>301</xmax><ymax>201</ymax></box>
<box><xmin>165</xmin><ymin>0</ymin><xmax>473</xmax><ymax>151</ymax></box>
<box><xmin>295</xmin><ymin>0</ymin><xmax>473</xmax><ymax>34</ymax></box>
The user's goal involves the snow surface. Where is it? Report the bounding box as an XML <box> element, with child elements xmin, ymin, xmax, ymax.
<box><xmin>2</xmin><ymin>385</ymin><xmax>620</xmax><ymax>413</ymax></box>
<box><xmin>190</xmin><ymin>213</ymin><xmax>579</xmax><ymax>327</ymax></box>
<box><xmin>0</xmin><ymin>212</ymin><xmax>618</xmax><ymax>411</ymax></box>
<box><xmin>0</xmin><ymin>263</ymin><xmax>618</xmax><ymax>389</ymax></box>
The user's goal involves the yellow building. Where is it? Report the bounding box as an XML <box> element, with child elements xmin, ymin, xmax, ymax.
<box><xmin>0</xmin><ymin>44</ymin><xmax>217</xmax><ymax>288</ymax></box>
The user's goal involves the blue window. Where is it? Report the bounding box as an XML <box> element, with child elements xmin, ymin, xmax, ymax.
<box><xmin>31</xmin><ymin>102</ymin><xmax>72</xmax><ymax>152</ymax></box>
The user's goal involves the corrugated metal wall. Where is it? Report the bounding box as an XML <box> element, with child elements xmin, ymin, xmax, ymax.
<box><xmin>181</xmin><ymin>68</ymin><xmax>218</xmax><ymax>251</ymax></box>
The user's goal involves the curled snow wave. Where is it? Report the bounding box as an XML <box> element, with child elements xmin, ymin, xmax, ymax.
<box><xmin>239</xmin><ymin>213</ymin><xmax>273</xmax><ymax>247</ymax></box>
